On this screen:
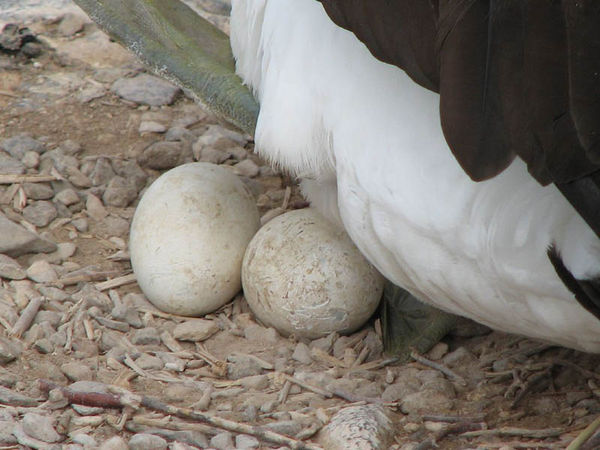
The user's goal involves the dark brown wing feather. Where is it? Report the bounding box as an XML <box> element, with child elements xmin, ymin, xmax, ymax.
<box><xmin>317</xmin><ymin>0</ymin><xmax>600</xmax><ymax>236</ymax></box>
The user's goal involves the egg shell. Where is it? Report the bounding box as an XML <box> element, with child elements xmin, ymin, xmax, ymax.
<box><xmin>242</xmin><ymin>208</ymin><xmax>384</xmax><ymax>339</ymax></box>
<box><xmin>130</xmin><ymin>162</ymin><xmax>260</xmax><ymax>316</ymax></box>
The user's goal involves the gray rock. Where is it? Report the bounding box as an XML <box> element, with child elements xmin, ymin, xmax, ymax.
<box><xmin>265</xmin><ymin>420</ymin><xmax>303</xmax><ymax>437</ymax></box>
<box><xmin>22</xmin><ymin>413</ymin><xmax>62</xmax><ymax>443</ymax></box>
<box><xmin>0</xmin><ymin>213</ymin><xmax>56</xmax><ymax>257</ymax></box>
<box><xmin>0</xmin><ymin>419</ymin><xmax>17</xmax><ymax>444</ymax></box>
<box><xmin>0</xmin><ymin>134</ymin><xmax>44</xmax><ymax>159</ymax></box>
<box><xmin>111</xmin><ymin>304</ymin><xmax>143</xmax><ymax>328</ymax></box>
<box><xmin>0</xmin><ymin>254</ymin><xmax>25</xmax><ymax>279</ymax></box>
<box><xmin>58</xmin><ymin>13</ymin><xmax>86</xmax><ymax>36</ymax></box>
<box><xmin>227</xmin><ymin>354</ymin><xmax>263</xmax><ymax>379</ymax></box>
<box><xmin>101</xmin><ymin>215</ymin><xmax>130</xmax><ymax>237</ymax></box>
<box><xmin>61</xmin><ymin>362</ymin><xmax>93</xmax><ymax>381</ymax></box>
<box><xmin>59</xmin><ymin>140</ymin><xmax>82</xmax><ymax>155</ymax></box>
<box><xmin>71</xmin><ymin>217</ymin><xmax>88</xmax><ymax>232</ymax></box>
<box><xmin>236</xmin><ymin>434</ymin><xmax>260</xmax><ymax>449</ymax></box>
<box><xmin>26</xmin><ymin>260</ymin><xmax>58</xmax><ymax>282</ymax></box>
<box><xmin>86</xmin><ymin>193</ymin><xmax>108</xmax><ymax>221</ymax></box>
<box><xmin>134</xmin><ymin>353</ymin><xmax>164</xmax><ymax>370</ymax></box>
<box><xmin>239</xmin><ymin>374</ymin><xmax>269</xmax><ymax>390</ymax></box>
<box><xmin>310</xmin><ymin>332</ymin><xmax>338</xmax><ymax>353</ymax></box>
<box><xmin>233</xmin><ymin>159</ymin><xmax>260</xmax><ymax>178</ymax></box>
<box><xmin>33</xmin><ymin>338</ymin><xmax>54</xmax><ymax>354</ymax></box>
<box><xmin>164</xmin><ymin>384</ymin><xmax>196</xmax><ymax>403</ymax></box>
<box><xmin>196</xmin><ymin>147</ymin><xmax>231</xmax><ymax>164</ymax></box>
<box><xmin>54</xmin><ymin>188</ymin><xmax>80</xmax><ymax>206</ymax></box>
<box><xmin>111</xmin><ymin>159</ymin><xmax>147</xmax><ymax>192</ymax></box>
<box><xmin>65</xmin><ymin>166</ymin><xmax>92</xmax><ymax>188</ymax></box>
<box><xmin>42</xmin><ymin>149</ymin><xmax>78</xmax><ymax>175</ymax></box>
<box><xmin>210</xmin><ymin>431</ymin><xmax>234</xmax><ymax>450</ymax></box>
<box><xmin>89</xmin><ymin>158</ymin><xmax>116</xmax><ymax>186</ymax></box>
<box><xmin>129</xmin><ymin>433</ymin><xmax>167</xmax><ymax>450</ymax></box>
<box><xmin>173</xmin><ymin>320</ymin><xmax>219</xmax><ymax>342</ymax></box>
<box><xmin>22</xmin><ymin>182</ymin><xmax>54</xmax><ymax>200</ymax></box>
<box><xmin>102</xmin><ymin>176</ymin><xmax>137</xmax><ymax>207</ymax></box>
<box><xmin>138</xmin><ymin>141</ymin><xmax>186</xmax><ymax>169</ymax></box>
<box><xmin>22</xmin><ymin>151</ymin><xmax>40</xmax><ymax>169</ymax></box>
<box><xmin>292</xmin><ymin>342</ymin><xmax>313</xmax><ymax>365</ymax></box>
<box><xmin>139</xmin><ymin>121</ymin><xmax>167</xmax><ymax>134</ymax></box>
<box><xmin>22</xmin><ymin>201</ymin><xmax>57</xmax><ymax>227</ymax></box>
<box><xmin>131</xmin><ymin>327</ymin><xmax>161</xmax><ymax>346</ymax></box>
<box><xmin>112</xmin><ymin>74</ymin><xmax>180</xmax><ymax>106</ymax></box>
<box><xmin>99</xmin><ymin>436</ymin><xmax>128</xmax><ymax>450</ymax></box>
<box><xmin>71</xmin><ymin>433</ymin><xmax>97</xmax><ymax>448</ymax></box>
<box><xmin>243</xmin><ymin>324</ymin><xmax>279</xmax><ymax>343</ymax></box>
<box><xmin>165</xmin><ymin>126</ymin><xmax>196</xmax><ymax>142</ymax></box>
<box><xmin>0</xmin><ymin>152</ymin><xmax>24</xmax><ymax>174</ymax></box>
<box><xmin>400</xmin><ymin>389</ymin><xmax>455</xmax><ymax>415</ymax></box>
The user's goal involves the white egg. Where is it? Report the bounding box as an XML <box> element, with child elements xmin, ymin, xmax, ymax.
<box><xmin>242</xmin><ymin>208</ymin><xmax>384</xmax><ymax>339</ymax></box>
<box><xmin>130</xmin><ymin>162</ymin><xmax>260</xmax><ymax>316</ymax></box>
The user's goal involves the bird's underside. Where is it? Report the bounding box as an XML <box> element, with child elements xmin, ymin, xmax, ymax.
<box><xmin>318</xmin><ymin>0</ymin><xmax>600</xmax><ymax>321</ymax></box>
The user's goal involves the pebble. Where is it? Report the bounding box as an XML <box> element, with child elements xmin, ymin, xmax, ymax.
<box><xmin>129</xmin><ymin>433</ymin><xmax>168</xmax><ymax>450</ymax></box>
<box><xmin>0</xmin><ymin>134</ymin><xmax>44</xmax><ymax>159</ymax></box>
<box><xmin>71</xmin><ymin>433</ymin><xmax>97</xmax><ymax>448</ymax></box>
<box><xmin>71</xmin><ymin>217</ymin><xmax>88</xmax><ymax>232</ymax></box>
<box><xmin>227</xmin><ymin>354</ymin><xmax>263</xmax><ymax>379</ymax></box>
<box><xmin>26</xmin><ymin>260</ymin><xmax>58</xmax><ymax>282</ymax></box>
<box><xmin>265</xmin><ymin>420</ymin><xmax>303</xmax><ymax>437</ymax></box>
<box><xmin>427</xmin><ymin>342</ymin><xmax>449</xmax><ymax>360</ymax></box>
<box><xmin>22</xmin><ymin>182</ymin><xmax>54</xmax><ymax>200</ymax></box>
<box><xmin>292</xmin><ymin>342</ymin><xmax>313</xmax><ymax>364</ymax></box>
<box><xmin>400</xmin><ymin>389</ymin><xmax>455</xmax><ymax>415</ymax></box>
<box><xmin>138</xmin><ymin>141</ymin><xmax>186</xmax><ymax>169</ymax></box>
<box><xmin>22</xmin><ymin>413</ymin><xmax>62</xmax><ymax>443</ymax></box>
<box><xmin>89</xmin><ymin>158</ymin><xmax>115</xmax><ymax>186</ymax></box>
<box><xmin>131</xmin><ymin>327</ymin><xmax>162</xmax><ymax>345</ymax></box>
<box><xmin>61</xmin><ymin>362</ymin><xmax>93</xmax><ymax>381</ymax></box>
<box><xmin>111</xmin><ymin>159</ymin><xmax>148</xmax><ymax>191</ymax></box>
<box><xmin>0</xmin><ymin>419</ymin><xmax>17</xmax><ymax>444</ymax></box>
<box><xmin>210</xmin><ymin>431</ymin><xmax>234</xmax><ymax>450</ymax></box>
<box><xmin>0</xmin><ymin>254</ymin><xmax>26</xmax><ymax>279</ymax></box>
<box><xmin>139</xmin><ymin>120</ymin><xmax>167</xmax><ymax>134</ymax></box>
<box><xmin>243</xmin><ymin>324</ymin><xmax>279</xmax><ymax>343</ymax></box>
<box><xmin>22</xmin><ymin>151</ymin><xmax>40</xmax><ymax>169</ymax></box>
<box><xmin>111</xmin><ymin>304</ymin><xmax>143</xmax><ymax>328</ymax></box>
<box><xmin>164</xmin><ymin>384</ymin><xmax>197</xmax><ymax>403</ymax></box>
<box><xmin>0</xmin><ymin>213</ymin><xmax>57</xmax><ymax>256</ymax></box>
<box><xmin>85</xmin><ymin>194</ymin><xmax>108</xmax><ymax>221</ymax></box>
<box><xmin>236</xmin><ymin>434</ymin><xmax>260</xmax><ymax>449</ymax></box>
<box><xmin>0</xmin><ymin>153</ymin><xmax>25</xmax><ymax>174</ymax></box>
<box><xmin>99</xmin><ymin>436</ymin><xmax>128</xmax><ymax>450</ymax></box>
<box><xmin>22</xmin><ymin>200</ymin><xmax>58</xmax><ymax>227</ymax></box>
<box><xmin>239</xmin><ymin>374</ymin><xmax>269</xmax><ymax>390</ymax></box>
<box><xmin>54</xmin><ymin>188</ymin><xmax>80</xmax><ymax>206</ymax></box>
<box><xmin>135</xmin><ymin>353</ymin><xmax>164</xmax><ymax>370</ymax></box>
<box><xmin>58</xmin><ymin>13</ymin><xmax>87</xmax><ymax>36</ymax></box>
<box><xmin>102</xmin><ymin>176</ymin><xmax>138</xmax><ymax>207</ymax></box>
<box><xmin>173</xmin><ymin>319</ymin><xmax>219</xmax><ymax>342</ymax></box>
<box><xmin>112</xmin><ymin>74</ymin><xmax>180</xmax><ymax>106</ymax></box>
<box><xmin>233</xmin><ymin>159</ymin><xmax>260</xmax><ymax>177</ymax></box>
<box><xmin>101</xmin><ymin>214</ymin><xmax>130</xmax><ymax>236</ymax></box>
<box><xmin>196</xmin><ymin>146</ymin><xmax>231</xmax><ymax>164</ymax></box>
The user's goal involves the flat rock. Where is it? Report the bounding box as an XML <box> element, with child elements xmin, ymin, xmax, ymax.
<box><xmin>139</xmin><ymin>120</ymin><xmax>167</xmax><ymax>134</ymax></box>
<box><xmin>236</xmin><ymin>434</ymin><xmax>260</xmax><ymax>449</ymax></box>
<box><xmin>22</xmin><ymin>182</ymin><xmax>54</xmax><ymax>200</ymax></box>
<box><xmin>0</xmin><ymin>254</ymin><xmax>26</xmax><ymax>279</ymax></box>
<box><xmin>0</xmin><ymin>152</ymin><xmax>25</xmax><ymax>174</ymax></box>
<box><xmin>99</xmin><ymin>436</ymin><xmax>128</xmax><ymax>450</ymax></box>
<box><xmin>61</xmin><ymin>362</ymin><xmax>93</xmax><ymax>381</ymax></box>
<box><xmin>85</xmin><ymin>194</ymin><xmax>108</xmax><ymax>221</ymax></box>
<box><xmin>54</xmin><ymin>188</ymin><xmax>80</xmax><ymax>206</ymax></box>
<box><xmin>26</xmin><ymin>260</ymin><xmax>58</xmax><ymax>283</ymax></box>
<box><xmin>131</xmin><ymin>327</ymin><xmax>161</xmax><ymax>346</ymax></box>
<box><xmin>138</xmin><ymin>141</ymin><xmax>186</xmax><ymax>169</ymax></box>
<box><xmin>22</xmin><ymin>412</ymin><xmax>62</xmax><ymax>443</ymax></box>
<box><xmin>102</xmin><ymin>176</ymin><xmax>137</xmax><ymax>207</ymax></box>
<box><xmin>22</xmin><ymin>200</ymin><xmax>57</xmax><ymax>227</ymax></box>
<box><xmin>112</xmin><ymin>74</ymin><xmax>180</xmax><ymax>106</ymax></box>
<box><xmin>210</xmin><ymin>432</ymin><xmax>234</xmax><ymax>450</ymax></box>
<box><xmin>173</xmin><ymin>320</ymin><xmax>219</xmax><ymax>342</ymax></box>
<box><xmin>0</xmin><ymin>134</ymin><xmax>44</xmax><ymax>159</ymax></box>
<box><xmin>400</xmin><ymin>389</ymin><xmax>455</xmax><ymax>415</ymax></box>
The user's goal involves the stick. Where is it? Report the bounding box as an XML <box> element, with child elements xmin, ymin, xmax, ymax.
<box><xmin>10</xmin><ymin>296</ymin><xmax>43</xmax><ymax>338</ymax></box>
<box><xmin>461</xmin><ymin>427</ymin><xmax>563</xmax><ymax>439</ymax></box>
<box><xmin>567</xmin><ymin>416</ymin><xmax>600</xmax><ymax>450</ymax></box>
<box><xmin>95</xmin><ymin>273</ymin><xmax>136</xmax><ymax>291</ymax></box>
<box><xmin>0</xmin><ymin>174</ymin><xmax>60</xmax><ymax>185</ymax></box>
<box><xmin>410</xmin><ymin>350</ymin><xmax>467</xmax><ymax>386</ymax></box>
<box><xmin>282</xmin><ymin>374</ymin><xmax>333</xmax><ymax>399</ymax></box>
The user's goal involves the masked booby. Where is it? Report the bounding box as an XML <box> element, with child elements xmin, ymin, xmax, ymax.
<box><xmin>74</xmin><ymin>0</ymin><xmax>600</xmax><ymax>353</ymax></box>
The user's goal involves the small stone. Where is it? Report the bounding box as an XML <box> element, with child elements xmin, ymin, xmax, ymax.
<box><xmin>86</xmin><ymin>194</ymin><xmax>108</xmax><ymax>221</ymax></box>
<box><xmin>400</xmin><ymin>389</ymin><xmax>455</xmax><ymax>415</ymax></box>
<box><xmin>139</xmin><ymin>121</ymin><xmax>167</xmax><ymax>134</ymax></box>
<box><xmin>531</xmin><ymin>397</ymin><xmax>559</xmax><ymax>415</ymax></box>
<box><xmin>164</xmin><ymin>384</ymin><xmax>197</xmax><ymax>403</ymax></box>
<box><xmin>165</xmin><ymin>126</ymin><xmax>196</xmax><ymax>142</ymax></box>
<box><xmin>442</xmin><ymin>346</ymin><xmax>478</xmax><ymax>367</ymax></box>
<box><xmin>310</xmin><ymin>332</ymin><xmax>338</xmax><ymax>353</ymax></box>
<box><xmin>99</xmin><ymin>436</ymin><xmax>128</xmax><ymax>450</ymax></box>
<box><xmin>58</xmin><ymin>13</ymin><xmax>86</xmax><ymax>36</ymax></box>
<box><xmin>33</xmin><ymin>338</ymin><xmax>54</xmax><ymax>354</ymax></box>
<box><xmin>427</xmin><ymin>342</ymin><xmax>449</xmax><ymax>360</ymax></box>
<box><xmin>233</xmin><ymin>159</ymin><xmax>260</xmax><ymax>178</ymax></box>
<box><xmin>22</xmin><ymin>413</ymin><xmax>62</xmax><ymax>443</ymax></box>
<box><xmin>239</xmin><ymin>374</ymin><xmax>269</xmax><ymax>390</ymax></box>
<box><xmin>26</xmin><ymin>260</ymin><xmax>58</xmax><ymax>282</ymax></box>
<box><xmin>61</xmin><ymin>362</ymin><xmax>93</xmax><ymax>381</ymax></box>
<box><xmin>138</xmin><ymin>141</ymin><xmax>186</xmax><ymax>170</ymax></box>
<box><xmin>22</xmin><ymin>183</ymin><xmax>54</xmax><ymax>200</ymax></box>
<box><xmin>102</xmin><ymin>176</ymin><xmax>137</xmax><ymax>207</ymax></box>
<box><xmin>210</xmin><ymin>432</ymin><xmax>234</xmax><ymax>450</ymax></box>
<box><xmin>0</xmin><ymin>254</ymin><xmax>26</xmax><ymax>280</ymax></box>
<box><xmin>65</xmin><ymin>167</ymin><xmax>92</xmax><ymax>188</ymax></box>
<box><xmin>134</xmin><ymin>353</ymin><xmax>164</xmax><ymax>370</ymax></box>
<box><xmin>227</xmin><ymin>354</ymin><xmax>263</xmax><ymax>379</ymax></box>
<box><xmin>243</xmin><ymin>324</ymin><xmax>279</xmax><ymax>343</ymax></box>
<box><xmin>71</xmin><ymin>217</ymin><xmax>88</xmax><ymax>232</ymax></box>
<box><xmin>59</xmin><ymin>140</ymin><xmax>82</xmax><ymax>155</ymax></box>
<box><xmin>111</xmin><ymin>159</ymin><xmax>147</xmax><ymax>192</ymax></box>
<box><xmin>265</xmin><ymin>420</ymin><xmax>303</xmax><ymax>437</ymax></box>
<box><xmin>236</xmin><ymin>434</ymin><xmax>260</xmax><ymax>449</ymax></box>
<box><xmin>54</xmin><ymin>188</ymin><xmax>80</xmax><ymax>206</ymax></box>
<box><xmin>111</xmin><ymin>304</ymin><xmax>143</xmax><ymax>328</ymax></box>
<box><xmin>89</xmin><ymin>158</ymin><xmax>115</xmax><ymax>186</ymax></box>
<box><xmin>292</xmin><ymin>342</ymin><xmax>313</xmax><ymax>365</ymax></box>
<box><xmin>22</xmin><ymin>151</ymin><xmax>40</xmax><ymax>169</ymax></box>
<box><xmin>101</xmin><ymin>215</ymin><xmax>130</xmax><ymax>236</ymax></box>
<box><xmin>0</xmin><ymin>134</ymin><xmax>44</xmax><ymax>159</ymax></box>
<box><xmin>173</xmin><ymin>320</ymin><xmax>219</xmax><ymax>342</ymax></box>
<box><xmin>112</xmin><ymin>74</ymin><xmax>180</xmax><ymax>106</ymax></box>
<box><xmin>0</xmin><ymin>153</ymin><xmax>24</xmax><ymax>174</ymax></box>
<box><xmin>0</xmin><ymin>419</ymin><xmax>17</xmax><ymax>444</ymax></box>
<box><xmin>196</xmin><ymin>147</ymin><xmax>231</xmax><ymax>164</ymax></box>
<box><xmin>131</xmin><ymin>327</ymin><xmax>161</xmax><ymax>345</ymax></box>
<box><xmin>129</xmin><ymin>433</ymin><xmax>167</xmax><ymax>450</ymax></box>
<box><xmin>22</xmin><ymin>201</ymin><xmax>57</xmax><ymax>227</ymax></box>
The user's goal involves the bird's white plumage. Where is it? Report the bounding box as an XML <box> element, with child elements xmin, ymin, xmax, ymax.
<box><xmin>231</xmin><ymin>0</ymin><xmax>600</xmax><ymax>351</ymax></box>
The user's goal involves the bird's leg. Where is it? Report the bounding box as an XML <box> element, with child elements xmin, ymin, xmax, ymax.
<box><xmin>380</xmin><ymin>282</ymin><xmax>458</xmax><ymax>361</ymax></box>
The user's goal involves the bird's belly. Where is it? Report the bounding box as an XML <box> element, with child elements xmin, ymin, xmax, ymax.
<box><xmin>334</xmin><ymin>158</ymin><xmax>600</xmax><ymax>352</ymax></box>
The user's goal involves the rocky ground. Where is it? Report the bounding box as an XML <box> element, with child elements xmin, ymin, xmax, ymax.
<box><xmin>0</xmin><ymin>2</ymin><xmax>599</xmax><ymax>449</ymax></box>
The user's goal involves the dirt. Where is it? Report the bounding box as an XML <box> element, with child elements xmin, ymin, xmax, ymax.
<box><xmin>0</xmin><ymin>4</ymin><xmax>599</xmax><ymax>450</ymax></box>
